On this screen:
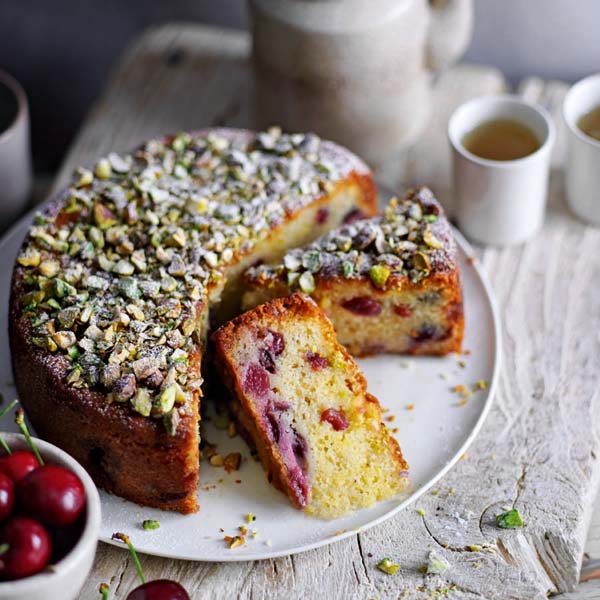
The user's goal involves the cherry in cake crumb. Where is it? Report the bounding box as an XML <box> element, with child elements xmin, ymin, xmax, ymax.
<box><xmin>342</xmin><ymin>208</ymin><xmax>366</xmax><ymax>224</ymax></box>
<box><xmin>259</xmin><ymin>349</ymin><xmax>277</xmax><ymax>374</ymax></box>
<box><xmin>321</xmin><ymin>408</ymin><xmax>349</xmax><ymax>431</ymax></box>
<box><xmin>263</xmin><ymin>329</ymin><xmax>285</xmax><ymax>355</ymax></box>
<box><xmin>394</xmin><ymin>304</ymin><xmax>412</xmax><ymax>318</ymax></box>
<box><xmin>243</xmin><ymin>363</ymin><xmax>270</xmax><ymax>398</ymax></box>
<box><xmin>315</xmin><ymin>207</ymin><xmax>329</xmax><ymax>224</ymax></box>
<box><xmin>341</xmin><ymin>296</ymin><xmax>382</xmax><ymax>316</ymax></box>
<box><xmin>305</xmin><ymin>352</ymin><xmax>329</xmax><ymax>370</ymax></box>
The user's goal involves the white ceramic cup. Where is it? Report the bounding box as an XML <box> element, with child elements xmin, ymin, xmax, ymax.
<box><xmin>563</xmin><ymin>74</ymin><xmax>600</xmax><ymax>225</ymax></box>
<box><xmin>0</xmin><ymin>71</ymin><xmax>32</xmax><ymax>230</ymax></box>
<box><xmin>448</xmin><ymin>95</ymin><xmax>555</xmax><ymax>246</ymax></box>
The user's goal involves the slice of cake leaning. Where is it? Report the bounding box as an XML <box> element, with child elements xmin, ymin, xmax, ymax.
<box><xmin>212</xmin><ymin>293</ymin><xmax>409</xmax><ymax>518</ymax></box>
<box><xmin>243</xmin><ymin>187</ymin><xmax>464</xmax><ymax>357</ymax></box>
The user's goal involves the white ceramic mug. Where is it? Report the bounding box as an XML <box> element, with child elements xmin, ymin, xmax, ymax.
<box><xmin>0</xmin><ymin>71</ymin><xmax>32</xmax><ymax>230</ymax></box>
<box><xmin>448</xmin><ymin>95</ymin><xmax>555</xmax><ymax>246</ymax></box>
<box><xmin>563</xmin><ymin>74</ymin><xmax>600</xmax><ymax>225</ymax></box>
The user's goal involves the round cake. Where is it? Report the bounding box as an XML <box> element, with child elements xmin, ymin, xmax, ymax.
<box><xmin>9</xmin><ymin>127</ymin><xmax>376</xmax><ymax>513</ymax></box>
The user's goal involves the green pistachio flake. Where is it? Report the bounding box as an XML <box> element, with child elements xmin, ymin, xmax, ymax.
<box><xmin>377</xmin><ymin>558</ymin><xmax>400</xmax><ymax>575</ymax></box>
<box><xmin>341</xmin><ymin>261</ymin><xmax>354</xmax><ymax>278</ymax></box>
<box><xmin>302</xmin><ymin>250</ymin><xmax>322</xmax><ymax>273</ymax></box>
<box><xmin>413</xmin><ymin>251</ymin><xmax>430</xmax><ymax>272</ymax></box>
<box><xmin>159</xmin><ymin>384</ymin><xmax>177</xmax><ymax>414</ymax></box>
<box><xmin>423</xmin><ymin>224</ymin><xmax>443</xmax><ymax>249</ymax></box>
<box><xmin>426</xmin><ymin>550</ymin><xmax>450</xmax><ymax>575</ymax></box>
<box><xmin>54</xmin><ymin>279</ymin><xmax>76</xmax><ymax>298</ymax></box>
<box><xmin>131</xmin><ymin>388</ymin><xmax>152</xmax><ymax>417</ymax></box>
<box><xmin>298</xmin><ymin>271</ymin><xmax>315</xmax><ymax>294</ymax></box>
<box><xmin>142</xmin><ymin>519</ymin><xmax>160</xmax><ymax>531</ymax></box>
<box><xmin>369</xmin><ymin>264</ymin><xmax>390</xmax><ymax>287</ymax></box>
<box><xmin>495</xmin><ymin>508</ymin><xmax>524</xmax><ymax>529</ymax></box>
<box><xmin>95</xmin><ymin>159</ymin><xmax>112</xmax><ymax>180</ymax></box>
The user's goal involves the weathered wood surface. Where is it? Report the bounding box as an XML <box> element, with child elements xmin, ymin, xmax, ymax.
<box><xmin>45</xmin><ymin>23</ymin><xmax>600</xmax><ymax>599</ymax></box>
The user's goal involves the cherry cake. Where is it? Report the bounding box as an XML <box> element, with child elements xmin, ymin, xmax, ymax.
<box><xmin>212</xmin><ymin>293</ymin><xmax>409</xmax><ymax>518</ymax></box>
<box><xmin>243</xmin><ymin>187</ymin><xmax>464</xmax><ymax>356</ymax></box>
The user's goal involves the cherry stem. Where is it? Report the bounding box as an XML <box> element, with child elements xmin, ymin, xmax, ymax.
<box><xmin>99</xmin><ymin>583</ymin><xmax>110</xmax><ymax>600</ymax></box>
<box><xmin>112</xmin><ymin>532</ymin><xmax>146</xmax><ymax>584</ymax></box>
<box><xmin>15</xmin><ymin>407</ymin><xmax>44</xmax><ymax>466</ymax></box>
<box><xmin>0</xmin><ymin>399</ymin><xmax>18</xmax><ymax>420</ymax></box>
<box><xmin>0</xmin><ymin>544</ymin><xmax>9</xmax><ymax>556</ymax></box>
<box><xmin>0</xmin><ymin>399</ymin><xmax>18</xmax><ymax>456</ymax></box>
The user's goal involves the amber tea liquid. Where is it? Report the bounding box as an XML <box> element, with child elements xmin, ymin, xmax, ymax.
<box><xmin>462</xmin><ymin>118</ymin><xmax>540</xmax><ymax>161</ymax></box>
<box><xmin>577</xmin><ymin>104</ymin><xmax>600</xmax><ymax>142</ymax></box>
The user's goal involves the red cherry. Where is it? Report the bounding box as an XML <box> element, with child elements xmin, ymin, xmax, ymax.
<box><xmin>341</xmin><ymin>296</ymin><xmax>382</xmax><ymax>316</ymax></box>
<box><xmin>243</xmin><ymin>363</ymin><xmax>270</xmax><ymax>398</ymax></box>
<box><xmin>0</xmin><ymin>517</ymin><xmax>51</xmax><ymax>580</ymax></box>
<box><xmin>321</xmin><ymin>408</ymin><xmax>349</xmax><ymax>431</ymax></box>
<box><xmin>17</xmin><ymin>465</ymin><xmax>85</xmax><ymax>527</ymax></box>
<box><xmin>126</xmin><ymin>580</ymin><xmax>191</xmax><ymax>600</ymax></box>
<box><xmin>0</xmin><ymin>451</ymin><xmax>40</xmax><ymax>482</ymax></box>
<box><xmin>0</xmin><ymin>474</ymin><xmax>14</xmax><ymax>521</ymax></box>
<box><xmin>305</xmin><ymin>351</ymin><xmax>329</xmax><ymax>370</ymax></box>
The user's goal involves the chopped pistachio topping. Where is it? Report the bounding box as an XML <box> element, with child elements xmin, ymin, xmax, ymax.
<box><xmin>495</xmin><ymin>508</ymin><xmax>524</xmax><ymax>529</ymax></box>
<box><xmin>377</xmin><ymin>557</ymin><xmax>400</xmax><ymax>575</ymax></box>
<box><xmin>426</xmin><ymin>550</ymin><xmax>451</xmax><ymax>575</ymax></box>
<box><xmin>369</xmin><ymin>264</ymin><xmax>390</xmax><ymax>288</ymax></box>
<box><xmin>17</xmin><ymin>128</ymin><xmax>344</xmax><ymax>431</ymax></box>
<box><xmin>247</xmin><ymin>187</ymin><xmax>454</xmax><ymax>290</ymax></box>
<box><xmin>142</xmin><ymin>519</ymin><xmax>160</xmax><ymax>530</ymax></box>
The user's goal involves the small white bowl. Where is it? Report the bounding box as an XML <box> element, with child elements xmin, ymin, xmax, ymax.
<box><xmin>0</xmin><ymin>433</ymin><xmax>100</xmax><ymax>600</ymax></box>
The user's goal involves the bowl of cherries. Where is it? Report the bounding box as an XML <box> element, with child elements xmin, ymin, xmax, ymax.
<box><xmin>0</xmin><ymin>406</ymin><xmax>101</xmax><ymax>600</ymax></box>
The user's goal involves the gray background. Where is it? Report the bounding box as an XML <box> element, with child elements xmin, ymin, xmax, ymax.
<box><xmin>1</xmin><ymin>0</ymin><xmax>599</xmax><ymax>173</ymax></box>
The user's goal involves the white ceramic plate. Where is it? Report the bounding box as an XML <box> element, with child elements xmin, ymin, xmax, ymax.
<box><xmin>0</xmin><ymin>195</ymin><xmax>500</xmax><ymax>562</ymax></box>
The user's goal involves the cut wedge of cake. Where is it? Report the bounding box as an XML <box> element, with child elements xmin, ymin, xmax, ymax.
<box><xmin>243</xmin><ymin>187</ymin><xmax>464</xmax><ymax>357</ymax></box>
<box><xmin>212</xmin><ymin>293</ymin><xmax>409</xmax><ymax>518</ymax></box>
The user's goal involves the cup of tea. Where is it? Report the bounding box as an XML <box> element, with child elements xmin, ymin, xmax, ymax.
<box><xmin>448</xmin><ymin>95</ymin><xmax>555</xmax><ymax>246</ymax></box>
<box><xmin>0</xmin><ymin>70</ymin><xmax>32</xmax><ymax>229</ymax></box>
<box><xmin>563</xmin><ymin>73</ymin><xmax>600</xmax><ymax>225</ymax></box>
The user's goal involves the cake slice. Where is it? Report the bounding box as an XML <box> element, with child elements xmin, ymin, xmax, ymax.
<box><xmin>243</xmin><ymin>187</ymin><xmax>464</xmax><ymax>356</ymax></box>
<box><xmin>212</xmin><ymin>293</ymin><xmax>408</xmax><ymax>519</ymax></box>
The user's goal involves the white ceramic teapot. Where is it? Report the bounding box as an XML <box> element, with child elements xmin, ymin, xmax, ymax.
<box><xmin>249</xmin><ymin>0</ymin><xmax>472</xmax><ymax>167</ymax></box>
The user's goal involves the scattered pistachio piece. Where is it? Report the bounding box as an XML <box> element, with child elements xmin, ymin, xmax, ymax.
<box><xmin>495</xmin><ymin>508</ymin><xmax>524</xmax><ymax>529</ymax></box>
<box><xmin>377</xmin><ymin>558</ymin><xmax>400</xmax><ymax>575</ymax></box>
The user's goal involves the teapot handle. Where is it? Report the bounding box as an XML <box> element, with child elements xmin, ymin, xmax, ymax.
<box><xmin>426</xmin><ymin>0</ymin><xmax>474</xmax><ymax>71</ymax></box>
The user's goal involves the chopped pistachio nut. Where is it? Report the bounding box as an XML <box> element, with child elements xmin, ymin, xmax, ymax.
<box><xmin>298</xmin><ymin>271</ymin><xmax>315</xmax><ymax>294</ymax></box>
<box><xmin>369</xmin><ymin>264</ymin><xmax>390</xmax><ymax>288</ymax></box>
<box><xmin>426</xmin><ymin>550</ymin><xmax>450</xmax><ymax>575</ymax></box>
<box><xmin>142</xmin><ymin>519</ymin><xmax>160</xmax><ymax>531</ymax></box>
<box><xmin>95</xmin><ymin>159</ymin><xmax>112</xmax><ymax>180</ymax></box>
<box><xmin>495</xmin><ymin>508</ymin><xmax>524</xmax><ymax>529</ymax></box>
<box><xmin>377</xmin><ymin>558</ymin><xmax>400</xmax><ymax>575</ymax></box>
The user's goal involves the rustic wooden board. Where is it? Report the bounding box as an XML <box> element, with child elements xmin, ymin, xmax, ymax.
<box><xmin>44</xmin><ymin>23</ymin><xmax>599</xmax><ymax>599</ymax></box>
